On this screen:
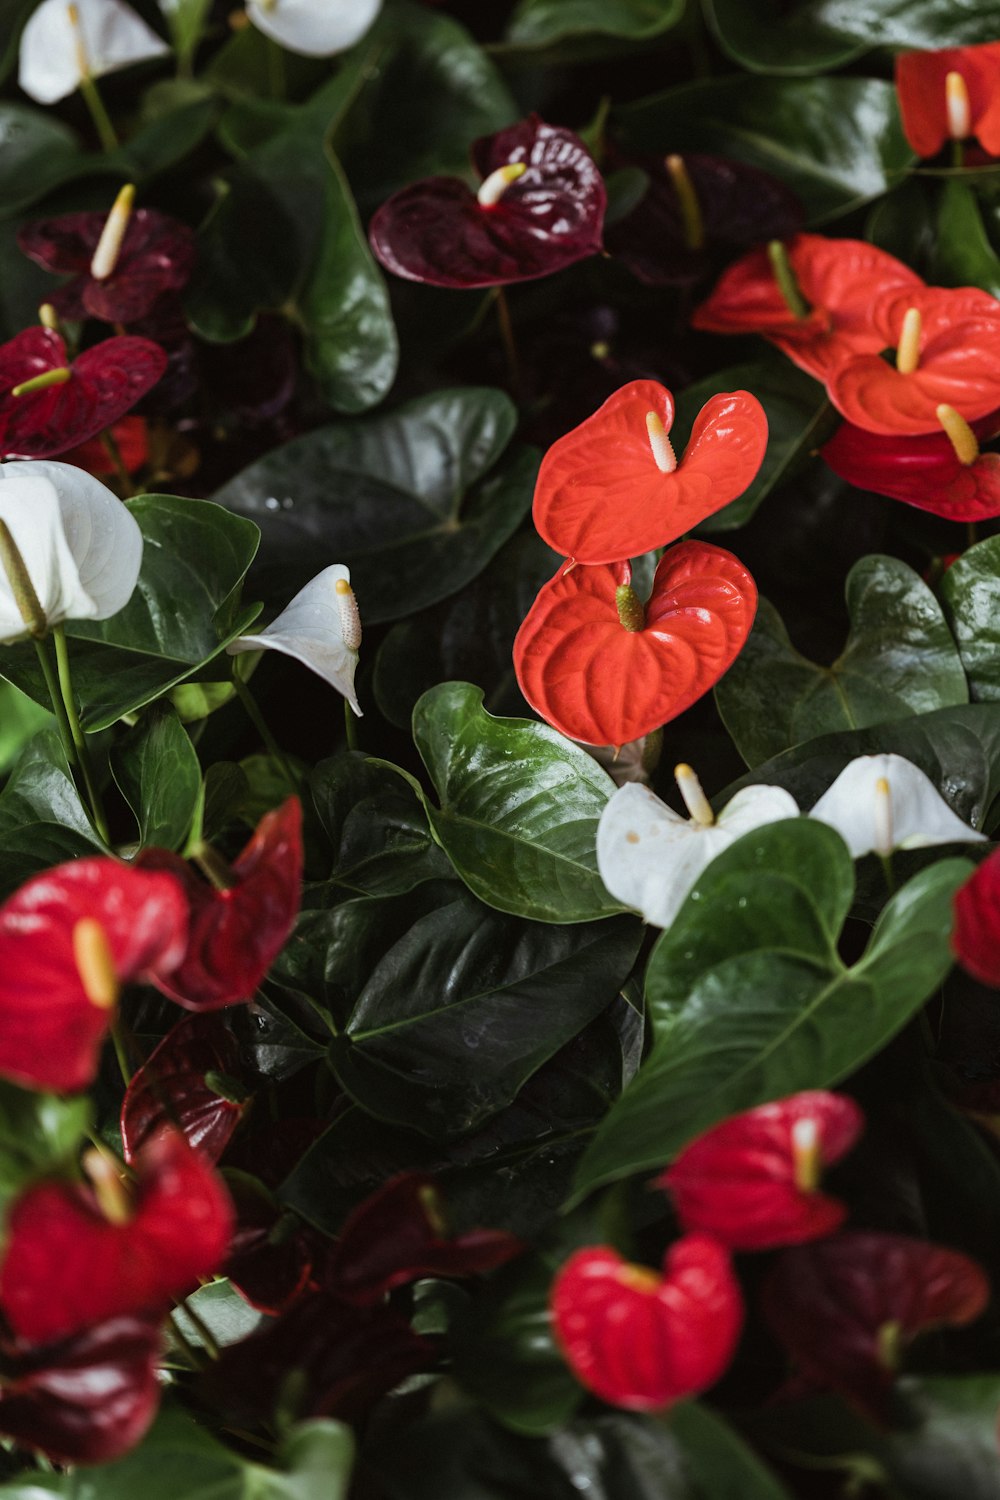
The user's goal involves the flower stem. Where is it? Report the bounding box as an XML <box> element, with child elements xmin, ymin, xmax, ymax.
<box><xmin>100</xmin><ymin>429</ymin><xmax>135</xmax><ymax>498</ymax></box>
<box><xmin>52</xmin><ymin>624</ymin><xmax>110</xmax><ymax>844</ymax></box>
<box><xmin>78</xmin><ymin>74</ymin><xmax>119</xmax><ymax>152</ymax></box>
<box><xmin>232</xmin><ymin>675</ymin><xmax>300</xmax><ymax>794</ymax></box>
<box><xmin>494</xmin><ymin>287</ymin><xmax>521</xmax><ymax>396</ymax></box>
<box><xmin>344</xmin><ymin>696</ymin><xmax>359</xmax><ymax>752</ymax></box>
<box><xmin>32</xmin><ymin>635</ymin><xmax>77</xmax><ymax>770</ymax></box>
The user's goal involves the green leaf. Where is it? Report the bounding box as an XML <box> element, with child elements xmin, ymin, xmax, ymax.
<box><xmin>309</xmin><ymin>752</ymin><xmax>452</xmax><ymax>899</ymax></box>
<box><xmin>168</xmin><ymin>1279</ymin><xmax>263</xmax><ymax>1353</ymax></box>
<box><xmin>0</xmin><ymin>0</ymin><xmax>44</xmax><ymax>85</ymax></box>
<box><xmin>109</xmin><ymin>96</ymin><xmax>219</xmax><ymax>180</ymax></box>
<box><xmin>670</xmin><ymin>1404</ymin><xmax>795</xmax><ymax>1499</ymax></box>
<box><xmin>111</xmin><ymin>704</ymin><xmax>202</xmax><ymax>851</ymax></box>
<box><xmin>0</xmin><ymin>104</ymin><xmax>83</xmax><ymax>215</ymax></box>
<box><xmin>156</xmin><ymin>0</ymin><xmax>211</xmax><ymax>68</ymax></box>
<box><xmin>932</xmin><ymin>178</ymin><xmax>1000</xmax><ymax>298</ymax></box>
<box><xmin>0</xmin><ymin>1081</ymin><xmax>90</xmax><ymax>1225</ymax></box>
<box><xmin>0</xmin><ymin>679</ymin><xmax>51</xmax><ymax>775</ymax></box>
<box><xmin>0</xmin><ymin>730</ymin><xmax>103</xmax><ymax>898</ymax></box>
<box><xmin>571</xmin><ymin>819</ymin><xmax>971</xmax><ymax>1198</ymax></box>
<box><xmin>412</xmin><ymin>682</ymin><xmax>623</xmax><ymax>923</ymax></box>
<box><xmin>213</xmin><ymin>388</ymin><xmax>535</xmax><ymax>624</ymax></box>
<box><xmin>0</xmin><ymin>495</ymin><xmax>261</xmax><ymax>732</ymax></box>
<box><xmin>0</xmin><ymin>215</ymin><xmax>61</xmax><ymax>342</ymax></box>
<box><xmin>505</xmin><ymin>0</ymin><xmax>684</xmax><ymax>47</ymax></box>
<box><xmin>940</xmin><ymin>535</ymin><xmax>1000</xmax><ymax>700</ymax></box>
<box><xmin>615</xmin><ymin>77</ymin><xmax>913</xmax><ymax>224</ymax></box>
<box><xmin>716</xmin><ymin>558</ymin><xmax>968</xmax><ymax>767</ymax></box>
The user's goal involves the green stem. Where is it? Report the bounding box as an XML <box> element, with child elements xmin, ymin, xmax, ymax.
<box><xmin>109</xmin><ymin>1017</ymin><xmax>134</xmax><ymax>1086</ymax></box>
<box><xmin>101</xmin><ymin>429</ymin><xmax>135</xmax><ymax>498</ymax></box>
<box><xmin>952</xmin><ymin>138</ymin><xmax>965</xmax><ymax>169</ymax></box>
<box><xmin>494</xmin><ymin>287</ymin><xmax>521</xmax><ymax>397</ymax></box>
<box><xmin>33</xmin><ymin>635</ymin><xmax>77</xmax><ymax>770</ymax></box>
<box><xmin>879</xmin><ymin>852</ymin><xmax>896</xmax><ymax>895</ymax></box>
<box><xmin>52</xmin><ymin>624</ymin><xmax>110</xmax><ymax>843</ymax></box>
<box><xmin>78</xmin><ymin>74</ymin><xmax>119</xmax><ymax>152</ymax></box>
<box><xmin>233</xmin><ymin>676</ymin><xmax>300</xmax><ymax>795</ymax></box>
<box><xmin>344</xmin><ymin>696</ymin><xmax>359</xmax><ymax>752</ymax></box>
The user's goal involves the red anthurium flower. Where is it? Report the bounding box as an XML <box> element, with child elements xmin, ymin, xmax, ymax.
<box><xmin>827</xmin><ymin>286</ymin><xmax>1000</xmax><ymax>436</ymax></box>
<box><xmin>0</xmin><ymin>1314</ymin><xmax>162</xmax><ymax>1466</ymax></box>
<box><xmin>0</xmin><ymin>326</ymin><xmax>166</xmax><ymax>460</ymax></box>
<box><xmin>0</xmin><ymin>857</ymin><xmax>189</xmax><ymax>1093</ymax></box>
<box><xmin>138</xmin><ymin>797</ymin><xmax>303</xmax><ymax>1010</ymax></box>
<box><xmin>952</xmin><ymin>847</ymin><xmax>1000</xmax><ymax>987</ymax></box>
<box><xmin>896</xmin><ymin>44</ymin><xmax>1000</xmax><ymax>160</ymax></box>
<box><xmin>658</xmin><ymin>1091</ymin><xmax>864</xmax><ymax>1250</ymax></box>
<box><xmin>368</xmin><ymin>115</ymin><xmax>606</xmax><ymax>288</ymax></box>
<box><xmin>120</xmin><ymin>1012</ymin><xmax>250</xmax><ymax>1166</ymax></box>
<box><xmin>762</xmin><ymin>1231</ymin><xmax>990</xmax><ymax>1421</ymax></box>
<box><xmin>0</xmin><ymin>1129</ymin><xmax>233</xmax><ymax>1346</ymax></box>
<box><xmin>606</xmin><ymin>151</ymin><xmax>803</xmax><ymax>287</ymax></box>
<box><xmin>63</xmin><ymin>415</ymin><xmax>149</xmax><ymax>479</ymax></box>
<box><xmin>822</xmin><ymin>405</ymin><xmax>1000</xmax><ymax>520</ymax></box>
<box><xmin>550</xmin><ymin>1235</ymin><xmax>743</xmax><ymax>1411</ymax></box>
<box><xmin>514</xmin><ymin>543</ymin><xmax>757</xmax><ymax>747</ymax></box>
<box><xmin>532</xmin><ymin>379</ymin><xmax>767</xmax><ymax>564</ymax></box>
<box><xmin>691</xmin><ymin>234</ymin><xmax>923</xmax><ymax>382</ymax></box>
<box><xmin>18</xmin><ymin>185</ymin><xmax>197</xmax><ymax>325</ymax></box>
<box><xmin>223</xmin><ymin>1173</ymin><xmax>320</xmax><ymax>1316</ymax></box>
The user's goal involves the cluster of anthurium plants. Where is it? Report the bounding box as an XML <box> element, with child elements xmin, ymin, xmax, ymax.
<box><xmin>8</xmin><ymin>0</ymin><xmax>1000</xmax><ymax>1496</ymax></box>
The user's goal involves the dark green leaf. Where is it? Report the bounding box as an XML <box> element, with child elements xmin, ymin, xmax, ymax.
<box><xmin>932</xmin><ymin>179</ymin><xmax>1000</xmax><ymax>297</ymax></box>
<box><xmin>0</xmin><ymin>104</ymin><xmax>84</xmax><ymax>215</ymax></box>
<box><xmin>412</xmin><ymin>682</ymin><xmax>623</xmax><ymax>923</ymax></box>
<box><xmin>213</xmin><ymin>388</ymin><xmax>534</xmax><ymax>623</ymax></box>
<box><xmin>0</xmin><ymin>1081</ymin><xmax>89</xmax><ymax>1225</ymax></box>
<box><xmin>940</xmin><ymin>536</ymin><xmax>1000</xmax><ymax>701</ymax></box>
<box><xmin>615</xmin><ymin>77</ymin><xmax>913</xmax><ymax>224</ymax></box>
<box><xmin>0</xmin><ymin>729</ymin><xmax>103</xmax><ymax>897</ymax></box>
<box><xmin>109</xmin><ymin>97</ymin><xmax>219</xmax><ymax>180</ymax></box>
<box><xmin>0</xmin><ymin>216</ymin><xmax>60</xmax><ymax>343</ymax></box>
<box><xmin>670</xmin><ymin>1404</ymin><xmax>794</xmax><ymax>1499</ymax></box>
<box><xmin>717</xmin><ymin>559</ymin><xmax>968</xmax><ymax>767</ymax></box>
<box><xmin>111</xmin><ymin>705</ymin><xmax>202</xmax><ymax>851</ymax></box>
<box><xmin>506</xmin><ymin>0</ymin><xmax>685</xmax><ymax>47</ymax></box>
<box><xmin>0</xmin><ymin>679</ymin><xmax>51</xmax><ymax>775</ymax></box>
<box><xmin>0</xmin><ymin>0</ymin><xmax>43</xmax><ymax>85</ymax></box>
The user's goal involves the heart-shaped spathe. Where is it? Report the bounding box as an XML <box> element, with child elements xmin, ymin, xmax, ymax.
<box><xmin>532</xmin><ymin>379</ymin><xmax>767</xmax><ymax>564</ymax></box>
<box><xmin>513</xmin><ymin>541</ymin><xmax>757</xmax><ymax>746</ymax></box>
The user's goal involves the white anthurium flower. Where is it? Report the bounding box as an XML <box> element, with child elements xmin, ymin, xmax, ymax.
<box><xmin>0</xmin><ymin>461</ymin><xmax>142</xmax><ymax>641</ymax></box>
<box><xmin>18</xmin><ymin>0</ymin><xmax>169</xmax><ymax>105</ymax></box>
<box><xmin>808</xmin><ymin>752</ymin><xmax>986</xmax><ymax>858</ymax></box>
<box><xmin>597</xmin><ymin>765</ymin><xmax>800</xmax><ymax>929</ymax></box>
<box><xmin>226</xmin><ymin>564</ymin><xmax>362</xmax><ymax>716</ymax></box>
<box><xmin>244</xmin><ymin>0</ymin><xmax>382</xmax><ymax>57</ymax></box>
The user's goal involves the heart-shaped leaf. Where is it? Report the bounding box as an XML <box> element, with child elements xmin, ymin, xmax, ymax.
<box><xmin>0</xmin><ymin>104</ymin><xmax>84</xmax><ymax>217</ymax></box>
<box><xmin>111</xmin><ymin>705</ymin><xmax>202</xmax><ymax>852</ymax></box>
<box><xmin>505</xmin><ymin>0</ymin><xmax>685</xmax><ymax>49</ymax></box>
<box><xmin>0</xmin><ymin>729</ymin><xmax>102</xmax><ymax>898</ymax></box>
<box><xmin>940</xmin><ymin>535</ymin><xmax>1000</xmax><ymax>699</ymax></box>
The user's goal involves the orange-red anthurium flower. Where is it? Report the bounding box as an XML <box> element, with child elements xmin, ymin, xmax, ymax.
<box><xmin>513</xmin><ymin>542</ymin><xmax>757</xmax><ymax>747</ymax></box>
<box><xmin>821</xmin><ymin>405</ymin><xmax>1000</xmax><ymax>520</ymax></box>
<box><xmin>896</xmin><ymin>43</ymin><xmax>1000</xmax><ymax>159</ymax></box>
<box><xmin>826</xmin><ymin>286</ymin><xmax>1000</xmax><ymax>436</ymax></box>
<box><xmin>532</xmin><ymin>379</ymin><xmax>767</xmax><ymax>564</ymax></box>
<box><xmin>691</xmin><ymin>234</ymin><xmax>923</xmax><ymax>382</ymax></box>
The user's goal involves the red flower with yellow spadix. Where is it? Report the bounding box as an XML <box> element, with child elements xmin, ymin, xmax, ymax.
<box><xmin>821</xmin><ymin>404</ymin><xmax>1000</xmax><ymax>520</ymax></box>
<box><xmin>826</xmin><ymin>286</ymin><xmax>1000</xmax><ymax>436</ymax></box>
<box><xmin>691</xmin><ymin>234</ymin><xmax>923</xmax><ymax>382</ymax></box>
<box><xmin>532</xmin><ymin>379</ymin><xmax>767</xmax><ymax>564</ymax></box>
<box><xmin>513</xmin><ymin>542</ymin><xmax>757</xmax><ymax>747</ymax></box>
<box><xmin>896</xmin><ymin>43</ymin><xmax>1000</xmax><ymax>160</ymax></box>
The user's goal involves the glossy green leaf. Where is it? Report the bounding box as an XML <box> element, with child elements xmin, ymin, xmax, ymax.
<box><xmin>717</xmin><ymin>558</ymin><xmax>968</xmax><ymax>767</ymax></box>
<box><xmin>0</xmin><ymin>104</ymin><xmax>84</xmax><ymax>215</ymax></box>
<box><xmin>571</xmin><ymin>818</ymin><xmax>971</xmax><ymax>1198</ymax></box>
<box><xmin>0</xmin><ymin>0</ymin><xmax>43</xmax><ymax>84</ymax></box>
<box><xmin>0</xmin><ymin>730</ymin><xmax>104</xmax><ymax>898</ymax></box>
<box><xmin>0</xmin><ymin>679</ymin><xmax>51</xmax><ymax>776</ymax></box>
<box><xmin>616</xmin><ymin>77</ymin><xmax>913</xmax><ymax>224</ymax></box>
<box><xmin>670</xmin><ymin>1404</ymin><xmax>794</xmax><ymax>1499</ymax></box>
<box><xmin>0</xmin><ymin>1080</ymin><xmax>90</xmax><ymax>1224</ymax></box>
<box><xmin>110</xmin><ymin>96</ymin><xmax>219</xmax><ymax>180</ymax></box>
<box><xmin>111</xmin><ymin>704</ymin><xmax>202</xmax><ymax>851</ymax></box>
<box><xmin>0</xmin><ymin>216</ymin><xmax>61</xmax><ymax>343</ymax></box>
<box><xmin>214</xmin><ymin>389</ymin><xmax>535</xmax><ymax>624</ymax></box>
<box><xmin>168</xmin><ymin>1280</ymin><xmax>262</xmax><ymax>1353</ymax></box>
<box><xmin>940</xmin><ymin>536</ymin><xmax>1000</xmax><ymax>700</ymax></box>
<box><xmin>412</xmin><ymin>682</ymin><xmax>623</xmax><ymax>923</ymax></box>
<box><xmin>506</xmin><ymin>0</ymin><xmax>684</xmax><ymax>47</ymax></box>
<box><xmin>932</xmin><ymin>179</ymin><xmax>1000</xmax><ymax>298</ymax></box>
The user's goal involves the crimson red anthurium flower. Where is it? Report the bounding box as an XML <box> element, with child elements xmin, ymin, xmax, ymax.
<box><xmin>658</xmin><ymin>1091</ymin><xmax>864</xmax><ymax>1250</ymax></box>
<box><xmin>0</xmin><ymin>326</ymin><xmax>166</xmax><ymax>460</ymax></box>
<box><xmin>952</xmin><ymin>847</ymin><xmax>1000</xmax><ymax>987</ymax></box>
<box><xmin>120</xmin><ymin>1012</ymin><xmax>250</xmax><ymax>1166</ymax></box>
<box><xmin>691</xmin><ymin>234</ymin><xmax>923</xmax><ymax>382</ymax></box>
<box><xmin>822</xmin><ymin>405</ymin><xmax>1000</xmax><ymax>520</ymax></box>
<box><xmin>827</xmin><ymin>286</ymin><xmax>1000</xmax><ymax>437</ymax></box>
<box><xmin>762</xmin><ymin>1231</ymin><xmax>990</xmax><ymax>1421</ymax></box>
<box><xmin>18</xmin><ymin>185</ymin><xmax>197</xmax><ymax>325</ymax></box>
<box><xmin>514</xmin><ymin>543</ymin><xmax>757</xmax><ymax>747</ymax></box>
<box><xmin>368</xmin><ymin>115</ymin><xmax>606</xmax><ymax>288</ymax></box>
<box><xmin>896</xmin><ymin>44</ymin><xmax>1000</xmax><ymax>160</ymax></box>
<box><xmin>138</xmin><ymin>797</ymin><xmax>303</xmax><ymax>1010</ymax></box>
<box><xmin>550</xmin><ymin>1235</ymin><xmax>743</xmax><ymax>1411</ymax></box>
<box><xmin>0</xmin><ymin>1129</ymin><xmax>233</xmax><ymax>1346</ymax></box>
<box><xmin>0</xmin><ymin>856</ymin><xmax>189</xmax><ymax>1093</ymax></box>
<box><xmin>532</xmin><ymin>379</ymin><xmax>767</xmax><ymax>564</ymax></box>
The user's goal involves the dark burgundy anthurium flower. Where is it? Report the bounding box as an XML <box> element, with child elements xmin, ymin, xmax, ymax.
<box><xmin>223</xmin><ymin>1172</ymin><xmax>322</xmax><ymax>1316</ymax></box>
<box><xmin>0</xmin><ymin>326</ymin><xmax>167</xmax><ymax>460</ymax></box>
<box><xmin>659</xmin><ymin>1091</ymin><xmax>864</xmax><ymax>1250</ymax></box>
<box><xmin>0</xmin><ymin>856</ymin><xmax>189</xmax><ymax>1094</ymax></box>
<box><xmin>368</xmin><ymin>115</ymin><xmax>606</xmax><ymax>288</ymax></box>
<box><xmin>18</xmin><ymin>186</ymin><xmax>197</xmax><ymax>325</ymax></box>
<box><xmin>606</xmin><ymin>151</ymin><xmax>803</xmax><ymax>287</ymax></box>
<box><xmin>0</xmin><ymin>1129</ymin><xmax>233</xmax><ymax>1346</ymax></box>
<box><xmin>550</xmin><ymin>1235</ymin><xmax>744</xmax><ymax>1411</ymax></box>
<box><xmin>120</xmin><ymin>1012</ymin><xmax>250</xmax><ymax>1166</ymax></box>
<box><xmin>138</xmin><ymin>797</ymin><xmax>303</xmax><ymax>1010</ymax></box>
<box><xmin>822</xmin><ymin>406</ymin><xmax>1000</xmax><ymax>520</ymax></box>
<box><xmin>953</xmin><ymin>847</ymin><xmax>1000</xmax><ymax>987</ymax></box>
<box><xmin>0</xmin><ymin>1314</ymin><xmax>163</xmax><ymax>1467</ymax></box>
<box><xmin>896</xmin><ymin>43</ymin><xmax>1000</xmax><ymax>160</ymax></box>
<box><xmin>762</xmin><ymin>1231</ymin><xmax>990</xmax><ymax>1422</ymax></box>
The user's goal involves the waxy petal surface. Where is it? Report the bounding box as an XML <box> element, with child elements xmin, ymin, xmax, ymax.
<box><xmin>246</xmin><ymin>0</ymin><xmax>382</xmax><ymax>56</ymax></box>
<box><xmin>821</xmin><ymin>414</ymin><xmax>1000</xmax><ymax>520</ymax></box>
<box><xmin>809</xmin><ymin>753</ymin><xmax>985</xmax><ymax>858</ymax></box>
<box><xmin>121</xmin><ymin>1012</ymin><xmax>249</xmax><ymax>1165</ymax></box>
<box><xmin>18</xmin><ymin>0</ymin><xmax>169</xmax><ymax>105</ymax></box>
<box><xmin>369</xmin><ymin>117</ymin><xmax>606</xmax><ymax>289</ymax></box>
<box><xmin>227</xmin><ymin>565</ymin><xmax>361</xmax><ymax>716</ymax></box>
<box><xmin>533</xmin><ymin>380</ymin><xmax>767</xmax><ymax>563</ymax></box>
<box><xmin>551</xmin><ymin>1236</ymin><xmax>743</xmax><ymax>1410</ymax></box>
<box><xmin>514</xmin><ymin>542</ymin><xmax>757</xmax><ymax>746</ymax></box>
<box><xmin>896</xmin><ymin>44</ymin><xmax>1000</xmax><ymax>159</ymax></box>
<box><xmin>952</xmin><ymin>848</ymin><xmax>1000</xmax><ymax>988</ymax></box>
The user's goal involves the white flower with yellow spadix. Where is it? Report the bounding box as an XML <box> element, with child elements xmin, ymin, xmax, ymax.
<box><xmin>226</xmin><ymin>565</ymin><xmax>362</xmax><ymax>716</ymax></box>
<box><xmin>0</xmin><ymin>461</ymin><xmax>142</xmax><ymax>641</ymax></box>
<box><xmin>244</xmin><ymin>0</ymin><xmax>382</xmax><ymax>56</ymax></box>
<box><xmin>19</xmin><ymin>0</ymin><xmax>169</xmax><ymax>105</ymax></box>
<box><xmin>808</xmin><ymin>753</ymin><xmax>986</xmax><ymax>858</ymax></box>
<box><xmin>597</xmin><ymin>765</ymin><xmax>800</xmax><ymax>929</ymax></box>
